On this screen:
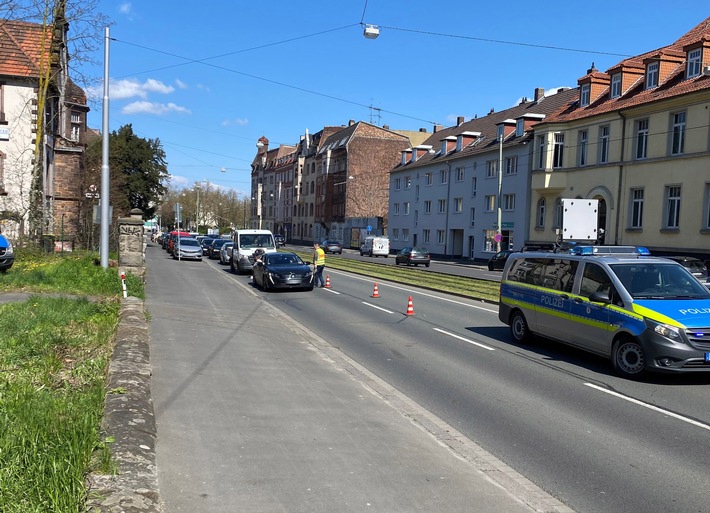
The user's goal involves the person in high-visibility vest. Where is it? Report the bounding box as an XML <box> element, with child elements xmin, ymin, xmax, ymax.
<box><xmin>312</xmin><ymin>242</ymin><xmax>326</xmax><ymax>288</ymax></box>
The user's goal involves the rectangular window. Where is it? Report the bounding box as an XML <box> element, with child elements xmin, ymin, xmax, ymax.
<box><xmin>470</xmin><ymin>207</ymin><xmax>476</xmax><ymax>227</ymax></box>
<box><xmin>599</xmin><ymin>126</ymin><xmax>610</xmax><ymax>164</ymax></box>
<box><xmin>471</xmin><ymin>176</ymin><xmax>477</xmax><ymax>197</ymax></box>
<box><xmin>671</xmin><ymin>111</ymin><xmax>686</xmax><ymax>155</ymax></box>
<box><xmin>516</xmin><ymin>119</ymin><xmax>525</xmax><ymax>137</ymax></box>
<box><xmin>553</xmin><ymin>133</ymin><xmax>564</xmax><ymax>168</ymax></box>
<box><xmin>437</xmin><ymin>230</ymin><xmax>445</xmax><ymax>245</ymax></box>
<box><xmin>687</xmin><ymin>48</ymin><xmax>702</xmax><ymax>78</ymax></box>
<box><xmin>635</xmin><ymin>119</ymin><xmax>649</xmax><ymax>160</ymax></box>
<box><xmin>438</xmin><ymin>199</ymin><xmax>446</xmax><ymax>213</ymax></box>
<box><xmin>503</xmin><ymin>193</ymin><xmax>515</xmax><ymax>211</ymax></box>
<box><xmin>423</xmin><ymin>229</ymin><xmax>430</xmax><ymax>244</ymax></box>
<box><xmin>537</xmin><ymin>135</ymin><xmax>545</xmax><ymax>169</ymax></box>
<box><xmin>646</xmin><ymin>61</ymin><xmax>659</xmax><ymax>89</ymax></box>
<box><xmin>402</xmin><ymin>229</ymin><xmax>409</xmax><ymax>241</ymax></box>
<box><xmin>394</xmin><ymin>178</ymin><xmax>401</xmax><ymax>190</ymax></box>
<box><xmin>405</xmin><ymin>176</ymin><xmax>412</xmax><ymax>189</ymax></box>
<box><xmin>425</xmin><ymin>172</ymin><xmax>433</xmax><ymax>186</ymax></box>
<box><xmin>403</xmin><ymin>202</ymin><xmax>410</xmax><ymax>215</ymax></box>
<box><xmin>393</xmin><ymin>203</ymin><xmax>400</xmax><ymax>215</ymax></box>
<box><xmin>664</xmin><ymin>185</ymin><xmax>681</xmax><ymax>228</ymax></box>
<box><xmin>578</xmin><ymin>130</ymin><xmax>588</xmax><ymax>166</ymax></box>
<box><xmin>392</xmin><ymin>228</ymin><xmax>399</xmax><ymax>240</ymax></box>
<box><xmin>454</xmin><ymin>197</ymin><xmax>463</xmax><ymax>213</ymax></box>
<box><xmin>505</xmin><ymin>156</ymin><xmax>517</xmax><ymax>175</ymax></box>
<box><xmin>537</xmin><ymin>199</ymin><xmax>546</xmax><ymax>228</ymax></box>
<box><xmin>630</xmin><ymin>188</ymin><xmax>644</xmax><ymax>228</ymax></box>
<box><xmin>455</xmin><ymin>167</ymin><xmax>465</xmax><ymax>181</ymax></box>
<box><xmin>439</xmin><ymin>169</ymin><xmax>448</xmax><ymax>184</ymax></box>
<box><xmin>485</xmin><ymin>195</ymin><xmax>495</xmax><ymax>212</ymax></box>
<box><xmin>424</xmin><ymin>200</ymin><xmax>431</xmax><ymax>214</ymax></box>
<box><xmin>611</xmin><ymin>73</ymin><xmax>622</xmax><ymax>98</ymax></box>
<box><xmin>486</xmin><ymin>160</ymin><xmax>498</xmax><ymax>178</ymax></box>
<box><xmin>580</xmin><ymin>83</ymin><xmax>590</xmax><ymax>107</ymax></box>
<box><xmin>484</xmin><ymin>229</ymin><xmax>497</xmax><ymax>252</ymax></box>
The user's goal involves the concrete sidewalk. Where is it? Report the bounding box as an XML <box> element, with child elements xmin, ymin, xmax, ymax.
<box><xmin>144</xmin><ymin>250</ymin><xmax>572</xmax><ymax>513</ymax></box>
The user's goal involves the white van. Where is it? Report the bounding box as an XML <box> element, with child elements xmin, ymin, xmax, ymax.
<box><xmin>360</xmin><ymin>236</ymin><xmax>390</xmax><ymax>257</ymax></box>
<box><xmin>230</xmin><ymin>229</ymin><xmax>277</xmax><ymax>274</ymax></box>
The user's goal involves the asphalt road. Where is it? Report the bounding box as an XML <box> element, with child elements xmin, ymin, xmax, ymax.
<box><xmin>151</xmin><ymin>244</ymin><xmax>710</xmax><ymax>513</ymax></box>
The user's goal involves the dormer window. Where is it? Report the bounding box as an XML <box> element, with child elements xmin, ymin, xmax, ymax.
<box><xmin>610</xmin><ymin>73</ymin><xmax>622</xmax><ymax>98</ymax></box>
<box><xmin>580</xmin><ymin>83</ymin><xmax>591</xmax><ymax>107</ymax></box>
<box><xmin>515</xmin><ymin>119</ymin><xmax>524</xmax><ymax>137</ymax></box>
<box><xmin>496</xmin><ymin>125</ymin><xmax>505</xmax><ymax>141</ymax></box>
<box><xmin>687</xmin><ymin>48</ymin><xmax>702</xmax><ymax>78</ymax></box>
<box><xmin>646</xmin><ymin>61</ymin><xmax>659</xmax><ymax>89</ymax></box>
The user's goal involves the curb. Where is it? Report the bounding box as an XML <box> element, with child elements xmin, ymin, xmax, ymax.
<box><xmin>86</xmin><ymin>296</ymin><xmax>163</xmax><ymax>512</ymax></box>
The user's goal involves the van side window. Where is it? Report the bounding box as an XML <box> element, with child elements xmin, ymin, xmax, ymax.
<box><xmin>538</xmin><ymin>259</ymin><xmax>578</xmax><ymax>291</ymax></box>
<box><xmin>580</xmin><ymin>263</ymin><xmax>613</xmax><ymax>298</ymax></box>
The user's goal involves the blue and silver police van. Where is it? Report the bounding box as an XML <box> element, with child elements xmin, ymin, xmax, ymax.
<box><xmin>0</xmin><ymin>233</ymin><xmax>14</xmax><ymax>272</ymax></box>
<box><xmin>498</xmin><ymin>246</ymin><xmax>710</xmax><ymax>379</ymax></box>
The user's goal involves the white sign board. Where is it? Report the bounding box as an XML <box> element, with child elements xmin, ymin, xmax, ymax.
<box><xmin>561</xmin><ymin>199</ymin><xmax>598</xmax><ymax>241</ymax></box>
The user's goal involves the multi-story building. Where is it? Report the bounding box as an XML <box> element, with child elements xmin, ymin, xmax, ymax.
<box><xmin>255</xmin><ymin>121</ymin><xmax>411</xmax><ymax>247</ymax></box>
<box><xmin>0</xmin><ymin>16</ymin><xmax>88</xmax><ymax>244</ymax></box>
<box><xmin>389</xmin><ymin>87</ymin><xmax>579</xmax><ymax>260</ymax></box>
<box><xmin>529</xmin><ymin>16</ymin><xmax>710</xmax><ymax>260</ymax></box>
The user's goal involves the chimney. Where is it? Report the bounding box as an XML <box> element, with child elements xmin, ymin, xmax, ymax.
<box><xmin>587</xmin><ymin>62</ymin><xmax>598</xmax><ymax>74</ymax></box>
<box><xmin>383</xmin><ymin>124</ymin><xmax>389</xmax><ymax>130</ymax></box>
<box><xmin>457</xmin><ymin>116</ymin><xmax>465</xmax><ymax>126</ymax></box>
<box><xmin>419</xmin><ymin>127</ymin><xmax>427</xmax><ymax>132</ymax></box>
<box><xmin>348</xmin><ymin>119</ymin><xmax>356</xmax><ymax>126</ymax></box>
<box><xmin>534</xmin><ymin>88</ymin><xmax>545</xmax><ymax>101</ymax></box>
<box><xmin>433</xmin><ymin>124</ymin><xmax>444</xmax><ymax>133</ymax></box>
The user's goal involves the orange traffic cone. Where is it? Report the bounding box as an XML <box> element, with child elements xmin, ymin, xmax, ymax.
<box><xmin>405</xmin><ymin>295</ymin><xmax>415</xmax><ymax>316</ymax></box>
<box><xmin>372</xmin><ymin>282</ymin><xmax>380</xmax><ymax>298</ymax></box>
<box><xmin>325</xmin><ymin>275</ymin><xmax>331</xmax><ymax>288</ymax></box>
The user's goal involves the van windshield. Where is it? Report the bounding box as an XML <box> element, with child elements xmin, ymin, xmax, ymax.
<box><xmin>610</xmin><ymin>263</ymin><xmax>710</xmax><ymax>299</ymax></box>
<box><xmin>239</xmin><ymin>234</ymin><xmax>274</xmax><ymax>249</ymax></box>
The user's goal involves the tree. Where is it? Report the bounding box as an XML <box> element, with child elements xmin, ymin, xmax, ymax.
<box><xmin>85</xmin><ymin>124</ymin><xmax>168</xmax><ymax>220</ymax></box>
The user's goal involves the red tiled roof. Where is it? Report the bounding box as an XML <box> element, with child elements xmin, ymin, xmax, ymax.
<box><xmin>0</xmin><ymin>19</ymin><xmax>52</xmax><ymax>78</ymax></box>
<box><xmin>543</xmin><ymin>16</ymin><xmax>710</xmax><ymax>124</ymax></box>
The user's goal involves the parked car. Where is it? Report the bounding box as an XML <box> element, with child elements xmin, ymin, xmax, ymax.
<box><xmin>321</xmin><ymin>240</ymin><xmax>343</xmax><ymax>254</ymax></box>
<box><xmin>488</xmin><ymin>250</ymin><xmax>513</xmax><ymax>271</ymax></box>
<box><xmin>167</xmin><ymin>231</ymin><xmax>191</xmax><ymax>253</ymax></box>
<box><xmin>200</xmin><ymin>234</ymin><xmax>219</xmax><ymax>255</ymax></box>
<box><xmin>219</xmin><ymin>242</ymin><xmax>234</xmax><ymax>265</ymax></box>
<box><xmin>273</xmin><ymin>234</ymin><xmax>285</xmax><ymax>247</ymax></box>
<box><xmin>252</xmin><ymin>251</ymin><xmax>314</xmax><ymax>291</ymax></box>
<box><xmin>664</xmin><ymin>256</ymin><xmax>709</xmax><ymax>285</ymax></box>
<box><xmin>208</xmin><ymin>238</ymin><xmax>229</xmax><ymax>259</ymax></box>
<box><xmin>360</xmin><ymin>236</ymin><xmax>389</xmax><ymax>257</ymax></box>
<box><xmin>395</xmin><ymin>246</ymin><xmax>431</xmax><ymax>267</ymax></box>
<box><xmin>0</xmin><ymin>234</ymin><xmax>15</xmax><ymax>272</ymax></box>
<box><xmin>172</xmin><ymin>237</ymin><xmax>203</xmax><ymax>261</ymax></box>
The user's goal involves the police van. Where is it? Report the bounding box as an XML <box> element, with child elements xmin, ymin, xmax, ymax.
<box><xmin>498</xmin><ymin>246</ymin><xmax>710</xmax><ymax>379</ymax></box>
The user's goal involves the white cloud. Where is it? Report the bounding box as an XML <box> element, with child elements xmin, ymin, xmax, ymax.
<box><xmin>175</xmin><ymin>79</ymin><xmax>188</xmax><ymax>89</ymax></box>
<box><xmin>143</xmin><ymin>78</ymin><xmax>174</xmax><ymax>94</ymax></box>
<box><xmin>108</xmin><ymin>78</ymin><xmax>174</xmax><ymax>100</ymax></box>
<box><xmin>221</xmin><ymin>118</ymin><xmax>249</xmax><ymax>127</ymax></box>
<box><xmin>122</xmin><ymin>101</ymin><xmax>191</xmax><ymax>115</ymax></box>
<box><xmin>119</xmin><ymin>2</ymin><xmax>132</xmax><ymax>15</ymax></box>
<box><xmin>167</xmin><ymin>174</ymin><xmax>189</xmax><ymax>187</ymax></box>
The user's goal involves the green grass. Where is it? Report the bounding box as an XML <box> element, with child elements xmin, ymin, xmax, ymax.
<box><xmin>0</xmin><ymin>249</ymin><xmax>136</xmax><ymax>512</ymax></box>
<box><xmin>292</xmin><ymin>251</ymin><xmax>500</xmax><ymax>303</ymax></box>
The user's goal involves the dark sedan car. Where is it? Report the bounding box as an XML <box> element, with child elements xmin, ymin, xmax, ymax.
<box><xmin>487</xmin><ymin>250</ymin><xmax>513</xmax><ymax>271</ymax></box>
<box><xmin>321</xmin><ymin>240</ymin><xmax>343</xmax><ymax>254</ymax></box>
<box><xmin>208</xmin><ymin>238</ymin><xmax>229</xmax><ymax>259</ymax></box>
<box><xmin>252</xmin><ymin>252</ymin><xmax>314</xmax><ymax>291</ymax></box>
<box><xmin>273</xmin><ymin>234</ymin><xmax>285</xmax><ymax>247</ymax></box>
<box><xmin>395</xmin><ymin>246</ymin><xmax>430</xmax><ymax>267</ymax></box>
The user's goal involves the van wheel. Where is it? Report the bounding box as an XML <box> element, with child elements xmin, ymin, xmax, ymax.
<box><xmin>510</xmin><ymin>310</ymin><xmax>532</xmax><ymax>344</ymax></box>
<box><xmin>612</xmin><ymin>337</ymin><xmax>646</xmax><ymax>379</ymax></box>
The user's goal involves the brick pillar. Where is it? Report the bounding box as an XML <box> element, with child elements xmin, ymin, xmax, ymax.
<box><xmin>118</xmin><ymin>208</ymin><xmax>145</xmax><ymax>280</ymax></box>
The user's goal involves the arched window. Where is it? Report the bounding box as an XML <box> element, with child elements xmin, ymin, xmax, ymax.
<box><xmin>309</xmin><ymin>203</ymin><xmax>314</xmax><ymax>216</ymax></box>
<box><xmin>536</xmin><ymin>198</ymin><xmax>546</xmax><ymax>228</ymax></box>
<box><xmin>310</xmin><ymin>181</ymin><xmax>315</xmax><ymax>194</ymax></box>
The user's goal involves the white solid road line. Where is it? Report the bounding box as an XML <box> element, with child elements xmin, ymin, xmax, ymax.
<box><xmin>433</xmin><ymin>327</ymin><xmax>496</xmax><ymax>351</ymax></box>
<box><xmin>362</xmin><ymin>301</ymin><xmax>394</xmax><ymax>314</ymax></box>
<box><xmin>584</xmin><ymin>382</ymin><xmax>710</xmax><ymax>431</ymax></box>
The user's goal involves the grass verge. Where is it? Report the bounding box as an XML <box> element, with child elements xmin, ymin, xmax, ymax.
<box><xmin>0</xmin><ymin>249</ymin><xmax>137</xmax><ymax>511</ymax></box>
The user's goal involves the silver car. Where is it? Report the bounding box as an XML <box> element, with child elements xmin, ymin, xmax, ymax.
<box><xmin>172</xmin><ymin>237</ymin><xmax>203</xmax><ymax>261</ymax></box>
<box><xmin>219</xmin><ymin>242</ymin><xmax>234</xmax><ymax>265</ymax></box>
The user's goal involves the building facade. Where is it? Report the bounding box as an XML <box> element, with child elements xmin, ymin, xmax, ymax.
<box><xmin>0</xmin><ymin>16</ymin><xmax>88</xmax><ymax>245</ymax></box>
<box><xmin>530</xmin><ymin>17</ymin><xmax>710</xmax><ymax>261</ymax></box>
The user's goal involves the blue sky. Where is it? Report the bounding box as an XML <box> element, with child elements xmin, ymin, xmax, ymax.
<box><xmin>83</xmin><ymin>1</ymin><xmax>704</xmax><ymax>197</ymax></box>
